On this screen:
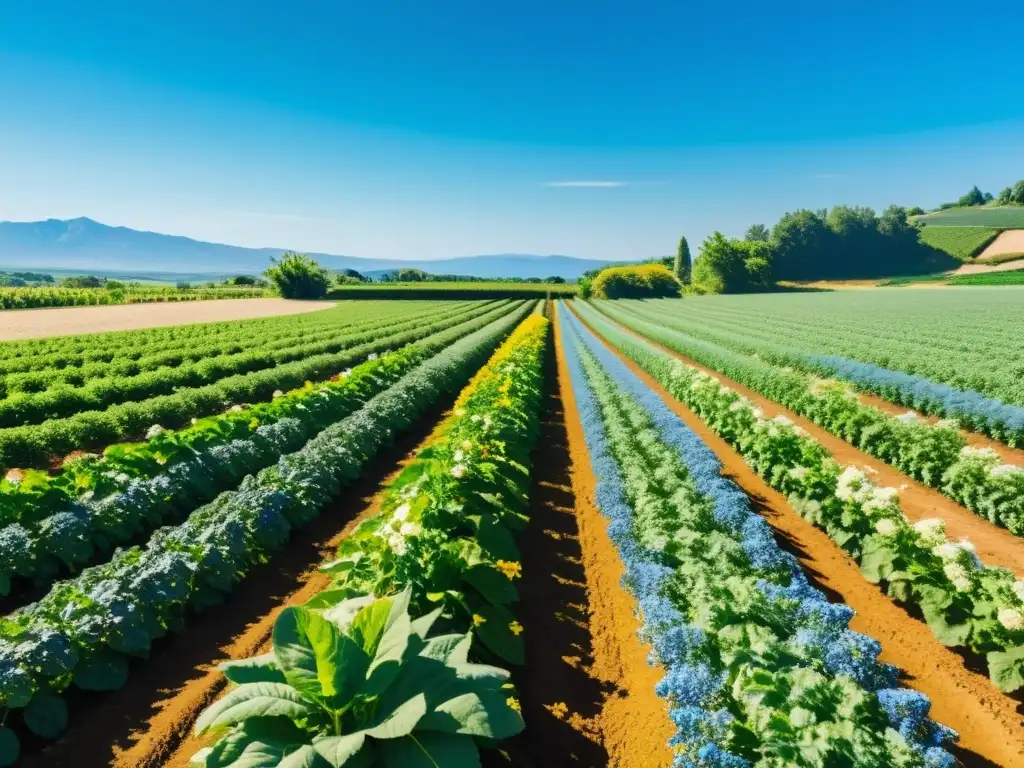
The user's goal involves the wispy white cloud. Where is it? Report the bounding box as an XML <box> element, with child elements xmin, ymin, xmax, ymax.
<box><xmin>543</xmin><ymin>180</ymin><xmax>667</xmax><ymax>188</ymax></box>
<box><xmin>544</xmin><ymin>180</ymin><xmax>629</xmax><ymax>188</ymax></box>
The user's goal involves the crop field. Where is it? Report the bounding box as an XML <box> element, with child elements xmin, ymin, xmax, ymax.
<box><xmin>919</xmin><ymin>225</ymin><xmax>1000</xmax><ymax>260</ymax></box>
<box><xmin>913</xmin><ymin>205</ymin><xmax>1024</xmax><ymax>228</ymax></box>
<box><xmin>2</xmin><ymin>292</ymin><xmax>1024</xmax><ymax>768</ymax></box>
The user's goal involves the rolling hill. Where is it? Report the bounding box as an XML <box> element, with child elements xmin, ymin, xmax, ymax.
<box><xmin>0</xmin><ymin>217</ymin><xmax>617</xmax><ymax>280</ymax></box>
<box><xmin>912</xmin><ymin>205</ymin><xmax>1024</xmax><ymax>228</ymax></box>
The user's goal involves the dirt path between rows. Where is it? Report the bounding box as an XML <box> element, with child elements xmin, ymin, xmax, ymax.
<box><xmin>0</xmin><ymin>298</ymin><xmax>333</xmax><ymax>341</ymax></box>
<box><xmin>586</xmin><ymin>307</ymin><xmax>1024</xmax><ymax>577</ymax></box>
<box><xmin>973</xmin><ymin>230</ymin><xmax>1024</xmax><ymax>264</ymax></box>
<box><xmin>569</xmin><ymin>304</ymin><xmax>1024</xmax><ymax>767</ymax></box>
<box><xmin>19</xmin><ymin>401</ymin><xmax>451</xmax><ymax>768</ymax></box>
<box><xmin>546</xmin><ymin>305</ymin><xmax>674</xmax><ymax>768</ymax></box>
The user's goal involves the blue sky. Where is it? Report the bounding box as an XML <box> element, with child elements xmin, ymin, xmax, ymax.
<box><xmin>1</xmin><ymin>0</ymin><xmax>1023</xmax><ymax>261</ymax></box>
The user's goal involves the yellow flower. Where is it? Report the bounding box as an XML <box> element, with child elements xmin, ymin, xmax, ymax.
<box><xmin>508</xmin><ymin>621</ymin><xmax>523</xmax><ymax>636</ymax></box>
<box><xmin>472</xmin><ymin>614</ymin><xmax>487</xmax><ymax>627</ymax></box>
<box><xmin>497</xmin><ymin>396</ymin><xmax>513</xmax><ymax>408</ymax></box>
<box><xmin>249</xmin><ymin>418</ymin><xmax>260</xmax><ymax>429</ymax></box>
<box><xmin>548</xmin><ymin>701</ymin><xmax>568</xmax><ymax>719</ymax></box>
<box><xmin>499</xmin><ymin>378</ymin><xmax>512</xmax><ymax>394</ymax></box>
<box><xmin>506</xmin><ymin>697</ymin><xmax>521</xmax><ymax>713</ymax></box>
<box><xmin>461</xmin><ymin>440</ymin><xmax>473</xmax><ymax>450</ymax></box>
<box><xmin>496</xmin><ymin>560</ymin><xmax>522</xmax><ymax>580</ymax></box>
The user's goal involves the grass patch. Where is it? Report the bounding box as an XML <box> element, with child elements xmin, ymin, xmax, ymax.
<box><xmin>949</xmin><ymin>269</ymin><xmax>1024</xmax><ymax>286</ymax></box>
<box><xmin>918</xmin><ymin>226</ymin><xmax>999</xmax><ymax>260</ymax></box>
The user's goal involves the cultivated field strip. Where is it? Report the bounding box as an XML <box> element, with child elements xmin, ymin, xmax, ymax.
<box><xmin>0</xmin><ymin>300</ymin><xmax>511</xmax><ymax>467</ymax></box>
<box><xmin>573</xmin><ymin>301</ymin><xmax>1024</xmax><ymax>695</ymax></box>
<box><xmin>0</xmin><ymin>300</ymin><xmax>493</xmax><ymax>428</ymax></box>
<box><xmin>591</xmin><ymin>301</ymin><xmax>1024</xmax><ymax>543</ymax></box>
<box><xmin>633</xmin><ymin>292</ymin><xmax>1024</xmax><ymax>407</ymax></box>
<box><xmin>0</xmin><ymin>302</ymin><xmax>535</xmax><ymax>758</ymax></box>
<box><xmin>0</xmin><ymin>302</ymin><xmax>527</xmax><ymax>597</ymax></box>
<box><xmin>0</xmin><ymin>299</ymin><xmax>470</xmax><ymax>382</ymax></box>
<box><xmin>557</xmin><ymin>306</ymin><xmax>959</xmax><ymax>767</ymax></box>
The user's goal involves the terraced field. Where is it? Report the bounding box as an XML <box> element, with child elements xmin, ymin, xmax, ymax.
<box><xmin>1</xmin><ymin>293</ymin><xmax>1022</xmax><ymax>768</ymax></box>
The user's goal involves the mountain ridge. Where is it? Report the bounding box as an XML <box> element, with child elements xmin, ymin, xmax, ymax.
<box><xmin>0</xmin><ymin>217</ymin><xmax>618</xmax><ymax>279</ymax></box>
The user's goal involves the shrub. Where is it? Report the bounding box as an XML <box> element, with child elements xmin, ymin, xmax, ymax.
<box><xmin>264</xmin><ymin>252</ymin><xmax>332</xmax><ymax>299</ymax></box>
<box><xmin>590</xmin><ymin>264</ymin><xmax>681</xmax><ymax>299</ymax></box>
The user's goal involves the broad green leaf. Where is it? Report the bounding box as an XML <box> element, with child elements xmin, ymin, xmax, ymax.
<box><xmin>475</xmin><ymin>516</ymin><xmax>519</xmax><ymax>562</ymax></box>
<box><xmin>312</xmin><ymin>734</ymin><xmax>369</xmax><ymax>767</ymax></box>
<box><xmin>278</xmin><ymin>745</ymin><xmax>325</xmax><ymax>768</ymax></box>
<box><xmin>73</xmin><ymin>650</ymin><xmax>130</xmax><ymax>692</ymax></box>
<box><xmin>321</xmin><ymin>596</ymin><xmax>375</xmax><ymax>633</ymax></box>
<box><xmin>23</xmin><ymin>692</ymin><xmax>68</xmax><ymax>739</ymax></box>
<box><xmin>219</xmin><ymin>653</ymin><xmax>286</xmax><ymax>685</ymax></box>
<box><xmin>0</xmin><ymin>728</ymin><xmax>18</xmax><ymax>768</ymax></box>
<box><xmin>377</xmin><ymin>732</ymin><xmax>481</xmax><ymax>768</ymax></box>
<box><xmin>365</xmin><ymin>693</ymin><xmax>428</xmax><ymax>740</ymax></box>
<box><xmin>463</xmin><ymin>565</ymin><xmax>517</xmax><ymax>606</ymax></box>
<box><xmin>194</xmin><ymin>683</ymin><xmax>318</xmax><ymax>735</ymax></box>
<box><xmin>362</xmin><ymin>598</ymin><xmax>412</xmax><ymax>697</ymax></box>
<box><xmin>988</xmin><ymin>645</ymin><xmax>1024</xmax><ymax>693</ymax></box>
<box><xmin>420</xmin><ymin>634</ymin><xmax>469</xmax><ymax>664</ymax></box>
<box><xmin>471</xmin><ymin>604</ymin><xmax>524</xmax><ymax>665</ymax></box>
<box><xmin>203</xmin><ymin>717</ymin><xmax>309</xmax><ymax>768</ymax></box>
<box><xmin>418</xmin><ymin>691</ymin><xmax>524</xmax><ymax>740</ymax></box>
<box><xmin>273</xmin><ymin>607</ymin><xmax>369</xmax><ymax>707</ymax></box>
<box><xmin>410</xmin><ymin>607</ymin><xmax>443</xmax><ymax>640</ymax></box>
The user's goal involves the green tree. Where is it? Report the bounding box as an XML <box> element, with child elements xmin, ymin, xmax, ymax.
<box><xmin>957</xmin><ymin>185</ymin><xmax>986</xmax><ymax>207</ymax></box>
<box><xmin>998</xmin><ymin>186</ymin><xmax>1014</xmax><ymax>205</ymax></box>
<box><xmin>264</xmin><ymin>252</ymin><xmax>332</xmax><ymax>299</ymax></box>
<box><xmin>545</xmin><ymin>275</ymin><xmax>566</xmax><ymax>283</ymax></box>
<box><xmin>1012</xmin><ymin>180</ymin><xmax>1024</xmax><ymax>205</ymax></box>
<box><xmin>745</xmin><ymin>224</ymin><xmax>770</xmax><ymax>242</ymax></box>
<box><xmin>770</xmin><ymin>209</ymin><xmax>833</xmax><ymax>280</ymax></box>
<box><xmin>674</xmin><ymin>236</ymin><xmax>691</xmax><ymax>283</ymax></box>
<box><xmin>906</xmin><ymin>206</ymin><xmax>925</xmax><ymax>216</ymax></box>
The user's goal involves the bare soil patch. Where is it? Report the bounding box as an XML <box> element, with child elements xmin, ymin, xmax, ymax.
<box><xmin>0</xmin><ymin>298</ymin><xmax>333</xmax><ymax>341</ymax></box>
<box><xmin>975</xmin><ymin>229</ymin><xmax>1024</xmax><ymax>263</ymax></box>
<box><xmin>570</xmin><ymin>305</ymin><xmax>1024</xmax><ymax>767</ymax></box>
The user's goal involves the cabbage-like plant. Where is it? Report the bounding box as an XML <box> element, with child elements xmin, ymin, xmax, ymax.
<box><xmin>192</xmin><ymin>589</ymin><xmax>524</xmax><ymax>767</ymax></box>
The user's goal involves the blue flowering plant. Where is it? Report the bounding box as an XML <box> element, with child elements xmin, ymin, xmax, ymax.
<box><xmin>572</xmin><ymin>301</ymin><xmax>1024</xmax><ymax>694</ymax></box>
<box><xmin>559</xmin><ymin>307</ymin><xmax>957</xmax><ymax>767</ymax></box>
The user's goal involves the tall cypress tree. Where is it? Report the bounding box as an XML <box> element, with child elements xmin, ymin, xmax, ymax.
<box><xmin>674</xmin><ymin>235</ymin><xmax>691</xmax><ymax>284</ymax></box>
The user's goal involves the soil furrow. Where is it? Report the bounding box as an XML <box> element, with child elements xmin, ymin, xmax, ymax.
<box><xmin>570</xmin><ymin>303</ymin><xmax>1024</xmax><ymax>768</ymax></box>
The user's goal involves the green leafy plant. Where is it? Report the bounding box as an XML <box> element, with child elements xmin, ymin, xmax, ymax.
<box><xmin>193</xmin><ymin>590</ymin><xmax>523</xmax><ymax>767</ymax></box>
<box><xmin>265</xmin><ymin>252</ymin><xmax>333</xmax><ymax>299</ymax></box>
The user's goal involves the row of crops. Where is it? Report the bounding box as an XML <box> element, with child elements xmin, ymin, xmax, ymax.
<box><xmin>0</xmin><ymin>299</ymin><xmax>547</xmax><ymax>763</ymax></box>
<box><xmin>0</xmin><ymin>285</ymin><xmax>272</xmax><ymax>310</ymax></box>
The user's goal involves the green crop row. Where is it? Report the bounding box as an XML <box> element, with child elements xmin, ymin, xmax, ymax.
<box><xmin>0</xmin><ymin>285</ymin><xmax>274</xmax><ymax>311</ymax></box>
<box><xmin>0</xmin><ymin>305</ymin><xmax>533</xmax><ymax>760</ymax></box>
<box><xmin>0</xmin><ymin>301</ymin><xmax>517</xmax><ymax>469</ymax></box>
<box><xmin>918</xmin><ymin>226</ymin><xmax>999</xmax><ymax>260</ymax></box>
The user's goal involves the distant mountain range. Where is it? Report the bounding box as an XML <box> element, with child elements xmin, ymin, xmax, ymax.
<box><xmin>0</xmin><ymin>217</ymin><xmax>618</xmax><ymax>280</ymax></box>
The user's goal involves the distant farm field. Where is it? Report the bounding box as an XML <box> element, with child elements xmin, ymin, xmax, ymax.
<box><xmin>327</xmin><ymin>280</ymin><xmax>578</xmax><ymax>299</ymax></box>
<box><xmin>913</xmin><ymin>205</ymin><xmax>1024</xmax><ymax>227</ymax></box>
<box><xmin>918</xmin><ymin>225</ymin><xmax>999</xmax><ymax>260</ymax></box>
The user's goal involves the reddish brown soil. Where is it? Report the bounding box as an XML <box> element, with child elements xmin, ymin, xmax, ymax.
<box><xmin>586</xmin><ymin>308</ymin><xmax>1024</xmax><ymax>577</ymax></box>
<box><xmin>18</xmin><ymin>404</ymin><xmax>452</xmax><ymax>768</ymax></box>
<box><xmin>570</xmin><ymin>304</ymin><xmax>1024</xmax><ymax>767</ymax></box>
<box><xmin>552</xmin><ymin>305</ymin><xmax>675</xmax><ymax>768</ymax></box>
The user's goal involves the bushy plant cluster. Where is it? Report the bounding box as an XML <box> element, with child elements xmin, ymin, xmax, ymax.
<box><xmin>0</xmin><ymin>301</ymin><xmax>518</xmax><ymax>468</ymax></box>
<box><xmin>589</xmin><ymin>301</ymin><xmax>1024</xmax><ymax>534</ymax></box>
<box><xmin>0</xmin><ymin>305</ymin><xmax>532</xmax><ymax>759</ymax></box>
<box><xmin>573</xmin><ymin>302</ymin><xmax>1024</xmax><ymax>694</ymax></box>
<box><xmin>590</xmin><ymin>264</ymin><xmax>681</xmax><ymax>299</ymax></box>
<box><xmin>559</xmin><ymin>309</ymin><xmax>957</xmax><ymax>767</ymax></box>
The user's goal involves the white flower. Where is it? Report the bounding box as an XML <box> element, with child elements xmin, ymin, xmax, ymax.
<box><xmin>943</xmin><ymin>562</ymin><xmax>971</xmax><ymax>591</ymax></box>
<box><xmin>392</xmin><ymin>504</ymin><xmax>411</xmax><ymax>521</ymax></box>
<box><xmin>453</xmin><ymin>449</ymin><xmax>465</xmax><ymax>462</ymax></box>
<box><xmin>875</xmin><ymin>518</ymin><xmax>898</xmax><ymax>537</ymax></box>
<box><xmin>788</xmin><ymin>466</ymin><xmax>809</xmax><ymax>481</ymax></box>
<box><xmin>471</xmin><ymin>414</ymin><xmax>481</xmax><ymax>422</ymax></box>
<box><xmin>936</xmin><ymin>418</ymin><xmax>959</xmax><ymax>430</ymax></box>
<box><xmin>145</xmin><ymin>424</ymin><xmax>165</xmax><ymax>439</ymax></box>
<box><xmin>933</xmin><ymin>543</ymin><xmax>961</xmax><ymax>561</ymax></box>
<box><xmin>792</xmin><ymin>425</ymin><xmax>810</xmax><ymax>438</ymax></box>
<box><xmin>273</xmin><ymin>389</ymin><xmax>284</xmax><ymax>398</ymax></box>
<box><xmin>772</xmin><ymin>415</ymin><xmax>794</xmax><ymax>427</ymax></box>
<box><xmin>896</xmin><ymin>411</ymin><xmax>919</xmax><ymax>423</ymax></box>
<box><xmin>997</xmin><ymin>608</ymin><xmax>1024</xmax><ymax>632</ymax></box>
<box><xmin>191</xmin><ymin>417</ymin><xmax>198</xmax><ymax>425</ymax></box>
<box><xmin>862</xmin><ymin>486</ymin><xmax>899</xmax><ymax>513</ymax></box>
<box><xmin>956</xmin><ymin>539</ymin><xmax>976</xmax><ymax>554</ymax></box>
<box><xmin>399</xmin><ymin>522</ymin><xmax>422</xmax><ymax>537</ymax></box>
<box><xmin>461</xmin><ymin>440</ymin><xmax>473</xmax><ymax>450</ymax></box>
<box><xmin>960</xmin><ymin>446</ymin><xmax>1000</xmax><ymax>460</ymax></box>
<box><xmin>229</xmin><ymin>404</ymin><xmax>244</xmax><ymax>413</ymax></box>
<box><xmin>1013</xmin><ymin>580</ymin><xmax>1024</xmax><ymax>603</ymax></box>
<box><xmin>989</xmin><ymin>464</ymin><xmax>1024</xmax><ymax>479</ymax></box>
<box><xmin>368</xmin><ymin>353</ymin><xmax>378</xmax><ymax>361</ymax></box>
<box><xmin>451</xmin><ymin>464</ymin><xmax>467</xmax><ymax>479</ymax></box>
<box><xmin>387</xmin><ymin>533</ymin><xmax>407</xmax><ymax>555</ymax></box>
<box><xmin>913</xmin><ymin>518</ymin><xmax>946</xmax><ymax>545</ymax></box>
<box><xmin>751</xmin><ymin>408</ymin><xmax>764</xmax><ymax>419</ymax></box>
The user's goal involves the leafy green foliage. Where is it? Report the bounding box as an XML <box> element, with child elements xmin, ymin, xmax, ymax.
<box><xmin>692</xmin><ymin>233</ymin><xmax>772</xmax><ymax>294</ymax></box>
<box><xmin>265</xmin><ymin>252</ymin><xmax>333</xmax><ymax>299</ymax></box>
<box><xmin>194</xmin><ymin>592</ymin><xmax>523</xmax><ymax>767</ymax></box>
<box><xmin>590</xmin><ymin>264</ymin><xmax>680</xmax><ymax>299</ymax></box>
<box><xmin>673</xmin><ymin>235</ymin><xmax>691</xmax><ymax>283</ymax></box>
<box><xmin>918</xmin><ymin>227</ymin><xmax>999</xmax><ymax>260</ymax></box>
